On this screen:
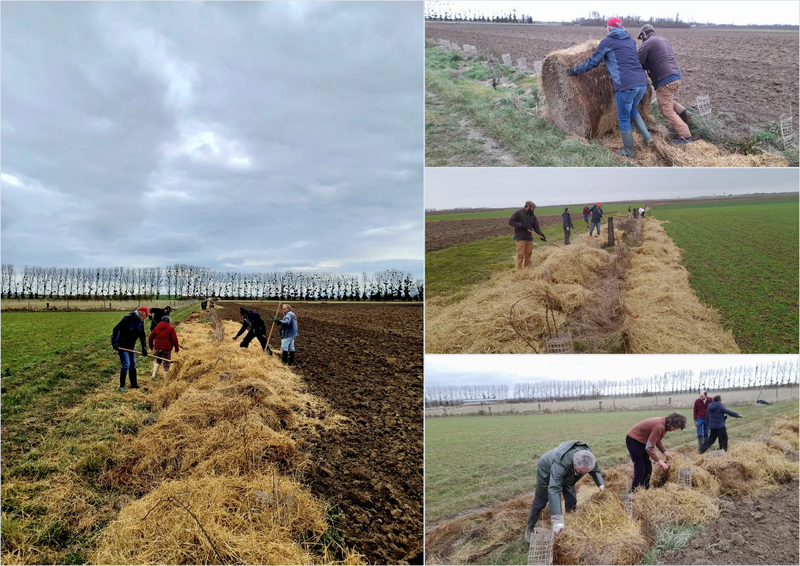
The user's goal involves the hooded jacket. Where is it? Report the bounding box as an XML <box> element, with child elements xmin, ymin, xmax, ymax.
<box><xmin>562</xmin><ymin>211</ymin><xmax>574</xmax><ymax>229</ymax></box>
<box><xmin>235</xmin><ymin>308</ymin><xmax>267</xmax><ymax>338</ymax></box>
<box><xmin>508</xmin><ymin>209</ymin><xmax>546</xmax><ymax>241</ymax></box>
<box><xmin>149</xmin><ymin>307</ymin><xmax>171</xmax><ymax>332</ymax></box>
<box><xmin>637</xmin><ymin>33</ymin><xmax>682</xmax><ymax>88</ymax></box>
<box><xmin>148</xmin><ymin>321</ymin><xmax>180</xmax><ymax>352</ymax></box>
<box><xmin>111</xmin><ymin>311</ymin><xmax>147</xmax><ymax>350</ymax></box>
<box><xmin>590</xmin><ymin>205</ymin><xmax>604</xmax><ymax>223</ymax></box>
<box><xmin>706</xmin><ymin>401</ymin><xmax>741</xmax><ymax>430</ymax></box>
<box><xmin>534</xmin><ymin>440</ymin><xmax>604</xmax><ymax>517</ymax></box>
<box><xmin>573</xmin><ymin>27</ymin><xmax>648</xmax><ymax>92</ymax></box>
<box><xmin>277</xmin><ymin>311</ymin><xmax>299</xmax><ymax>339</ymax></box>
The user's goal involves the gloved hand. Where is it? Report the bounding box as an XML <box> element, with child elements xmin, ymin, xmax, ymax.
<box><xmin>142</xmin><ymin>348</ymin><xmax>148</xmax><ymax>357</ymax></box>
<box><xmin>112</xmin><ymin>344</ymin><xmax>118</xmax><ymax>351</ymax></box>
<box><xmin>273</xmin><ymin>317</ymin><xmax>280</xmax><ymax>322</ymax></box>
<box><xmin>540</xmin><ymin>236</ymin><xmax>547</xmax><ymax>242</ymax></box>
<box><xmin>551</xmin><ymin>515</ymin><xmax>565</xmax><ymax>534</ymax></box>
<box><xmin>599</xmin><ymin>485</ymin><xmax>605</xmax><ymax>492</ymax></box>
<box><xmin>566</xmin><ymin>67</ymin><xmax>577</xmax><ymax>76</ymax></box>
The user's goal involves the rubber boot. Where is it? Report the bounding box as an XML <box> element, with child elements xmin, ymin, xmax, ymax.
<box><xmin>281</xmin><ymin>351</ymin><xmax>289</xmax><ymax>365</ymax></box>
<box><xmin>525</xmin><ymin>527</ymin><xmax>532</xmax><ymax>544</ymax></box>
<box><xmin>151</xmin><ymin>363</ymin><xmax>158</xmax><ymax>378</ymax></box>
<box><xmin>697</xmin><ymin>436</ymin><xmax>704</xmax><ymax>449</ymax></box>
<box><xmin>129</xmin><ymin>368</ymin><xmax>139</xmax><ymax>389</ymax></box>
<box><xmin>119</xmin><ymin>369</ymin><xmax>128</xmax><ymax>392</ymax></box>
<box><xmin>615</xmin><ymin>130</ymin><xmax>635</xmax><ymax>157</ymax></box>
<box><xmin>289</xmin><ymin>351</ymin><xmax>295</xmax><ymax>366</ymax></box>
<box><xmin>632</xmin><ymin>114</ymin><xmax>653</xmax><ymax>146</ymax></box>
<box><xmin>679</xmin><ymin>109</ymin><xmax>692</xmax><ymax>126</ymax></box>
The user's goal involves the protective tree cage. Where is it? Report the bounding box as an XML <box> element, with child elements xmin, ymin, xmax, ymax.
<box><xmin>541</xmin><ymin>41</ymin><xmax>654</xmax><ymax>139</ymax></box>
<box><xmin>527</xmin><ymin>527</ymin><xmax>554</xmax><ymax>565</ymax></box>
<box><xmin>678</xmin><ymin>467</ymin><xmax>693</xmax><ymax>487</ymax></box>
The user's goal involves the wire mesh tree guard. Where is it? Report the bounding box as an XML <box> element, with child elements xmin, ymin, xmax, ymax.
<box><xmin>527</xmin><ymin>527</ymin><xmax>554</xmax><ymax>565</ymax></box>
<box><xmin>780</xmin><ymin>114</ymin><xmax>797</xmax><ymax>151</ymax></box>
<box><xmin>678</xmin><ymin>467</ymin><xmax>693</xmax><ymax>487</ymax></box>
<box><xmin>517</xmin><ymin>57</ymin><xmax>528</xmax><ymax>71</ymax></box>
<box><xmin>695</xmin><ymin>95</ymin><xmax>712</xmax><ymax>117</ymax></box>
<box><xmin>502</xmin><ymin>53</ymin><xmax>513</xmax><ymax>65</ymax></box>
<box><xmin>707</xmin><ymin>449</ymin><xmax>725</xmax><ymax>458</ymax></box>
<box><xmin>533</xmin><ymin>60</ymin><xmax>543</xmax><ymax>75</ymax></box>
<box><xmin>620</xmin><ymin>492</ymin><xmax>634</xmax><ymax>516</ymax></box>
<box><xmin>544</xmin><ymin>291</ymin><xmax>574</xmax><ymax>354</ymax></box>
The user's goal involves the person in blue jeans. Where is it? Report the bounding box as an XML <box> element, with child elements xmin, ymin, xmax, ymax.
<box><xmin>111</xmin><ymin>306</ymin><xmax>150</xmax><ymax>392</ymax></box>
<box><xmin>274</xmin><ymin>304</ymin><xmax>299</xmax><ymax>366</ymax></box>
<box><xmin>589</xmin><ymin>202</ymin><xmax>603</xmax><ymax>236</ymax></box>
<box><xmin>567</xmin><ymin>17</ymin><xmax>653</xmax><ymax>158</ymax></box>
<box><xmin>699</xmin><ymin>395</ymin><xmax>744</xmax><ymax>453</ymax></box>
<box><xmin>693</xmin><ymin>389</ymin><xmax>713</xmax><ymax>448</ymax></box>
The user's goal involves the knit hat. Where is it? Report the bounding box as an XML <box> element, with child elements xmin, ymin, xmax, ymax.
<box><xmin>137</xmin><ymin>306</ymin><xmax>150</xmax><ymax>317</ymax></box>
<box><xmin>162</xmin><ymin>315</ymin><xmax>171</xmax><ymax>323</ymax></box>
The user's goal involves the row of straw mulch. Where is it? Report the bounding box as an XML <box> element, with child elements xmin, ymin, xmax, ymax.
<box><xmin>426</xmin><ymin>216</ymin><xmax>739</xmax><ymax>354</ymax></box>
<box><xmin>92</xmin><ymin>313</ymin><xmax>363</xmax><ymax>565</ymax></box>
<box><xmin>425</xmin><ymin>415</ymin><xmax>799</xmax><ymax>565</ymax></box>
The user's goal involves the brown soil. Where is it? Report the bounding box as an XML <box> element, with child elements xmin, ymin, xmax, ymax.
<box><xmin>426</xmin><ymin>214</ymin><xmax>584</xmax><ymax>252</ymax></box>
<box><xmin>426</xmin><ymin>23</ymin><xmax>799</xmax><ymax>131</ymax></box>
<box><xmin>661</xmin><ymin>481</ymin><xmax>799</xmax><ymax>565</ymax></box>
<box><xmin>220</xmin><ymin>302</ymin><xmax>423</xmax><ymax>565</ymax></box>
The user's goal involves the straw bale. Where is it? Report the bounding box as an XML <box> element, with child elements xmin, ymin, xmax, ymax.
<box><xmin>640</xmin><ymin>137</ymin><xmax>790</xmax><ymax>168</ymax></box>
<box><xmin>541</xmin><ymin>41</ymin><xmax>653</xmax><ymax>138</ymax></box>
<box><xmin>727</xmin><ymin>442</ymin><xmax>799</xmax><ymax>485</ymax></box>
<box><xmin>766</xmin><ymin>437</ymin><xmax>796</xmax><ymax>455</ymax></box>
<box><xmin>554</xmin><ymin>491</ymin><xmax>648</xmax><ymax>565</ymax></box>
<box><xmin>426</xmin><ymin>238</ymin><xmax>611</xmax><ymax>353</ymax></box>
<box><xmin>622</xmin><ymin>219</ymin><xmax>740</xmax><ymax>354</ymax></box>
<box><xmin>91</xmin><ymin>474</ymin><xmax>363</xmax><ymax>565</ymax></box>
<box><xmin>649</xmin><ymin>453</ymin><xmax>720</xmax><ymax>495</ymax></box>
<box><xmin>632</xmin><ymin>484</ymin><xmax>719</xmax><ymax>538</ymax></box>
<box><xmin>697</xmin><ymin>457</ymin><xmax>763</xmax><ymax>497</ymax></box>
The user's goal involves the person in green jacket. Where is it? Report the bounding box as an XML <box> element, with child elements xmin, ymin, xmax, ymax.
<box><xmin>525</xmin><ymin>440</ymin><xmax>605</xmax><ymax>542</ymax></box>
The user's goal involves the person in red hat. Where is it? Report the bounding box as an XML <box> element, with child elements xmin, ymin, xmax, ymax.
<box><xmin>111</xmin><ymin>306</ymin><xmax>150</xmax><ymax>392</ymax></box>
<box><xmin>589</xmin><ymin>202</ymin><xmax>604</xmax><ymax>236</ymax></box>
<box><xmin>566</xmin><ymin>17</ymin><xmax>652</xmax><ymax>157</ymax></box>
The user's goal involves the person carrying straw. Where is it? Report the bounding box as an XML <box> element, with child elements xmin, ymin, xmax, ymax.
<box><xmin>626</xmin><ymin>413</ymin><xmax>686</xmax><ymax>490</ymax></box>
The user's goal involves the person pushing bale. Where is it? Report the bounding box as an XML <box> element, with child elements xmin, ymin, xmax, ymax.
<box><xmin>273</xmin><ymin>304</ymin><xmax>299</xmax><ymax>365</ymax></box>
<box><xmin>508</xmin><ymin>201</ymin><xmax>547</xmax><ymax>270</ymax></box>
<box><xmin>233</xmin><ymin>307</ymin><xmax>268</xmax><ymax>350</ymax></box>
<box><xmin>111</xmin><ymin>306</ymin><xmax>149</xmax><ymax>392</ymax></box>
<box><xmin>699</xmin><ymin>395</ymin><xmax>744</xmax><ymax>454</ymax></box>
<box><xmin>566</xmin><ymin>17</ymin><xmax>653</xmax><ymax>157</ymax></box>
<box><xmin>148</xmin><ymin>315</ymin><xmax>180</xmax><ymax>378</ymax></box>
<box><xmin>525</xmin><ymin>440</ymin><xmax>605</xmax><ymax>542</ymax></box>
<box><xmin>626</xmin><ymin>413</ymin><xmax>687</xmax><ymax>490</ymax></box>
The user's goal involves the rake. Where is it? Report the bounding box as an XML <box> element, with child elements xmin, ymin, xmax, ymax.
<box><xmin>117</xmin><ymin>347</ymin><xmax>180</xmax><ymax>364</ymax></box>
<box><xmin>264</xmin><ymin>301</ymin><xmax>282</xmax><ymax>356</ymax></box>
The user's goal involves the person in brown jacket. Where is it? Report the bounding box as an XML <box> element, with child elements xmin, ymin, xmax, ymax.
<box><xmin>148</xmin><ymin>315</ymin><xmax>180</xmax><ymax>377</ymax></box>
<box><xmin>625</xmin><ymin>413</ymin><xmax>687</xmax><ymax>490</ymax></box>
<box><xmin>693</xmin><ymin>390</ymin><xmax>713</xmax><ymax>448</ymax></box>
<box><xmin>508</xmin><ymin>201</ymin><xmax>547</xmax><ymax>270</ymax></box>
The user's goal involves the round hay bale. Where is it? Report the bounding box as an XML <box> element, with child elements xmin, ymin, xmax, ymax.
<box><xmin>541</xmin><ymin>41</ymin><xmax>653</xmax><ymax>139</ymax></box>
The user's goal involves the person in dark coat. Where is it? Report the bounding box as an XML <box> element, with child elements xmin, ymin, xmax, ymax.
<box><xmin>699</xmin><ymin>395</ymin><xmax>743</xmax><ymax>453</ymax></box>
<box><xmin>233</xmin><ymin>307</ymin><xmax>268</xmax><ymax>350</ymax></box>
<box><xmin>567</xmin><ymin>18</ymin><xmax>652</xmax><ymax>157</ymax></box>
<box><xmin>525</xmin><ymin>441</ymin><xmax>605</xmax><ymax>542</ymax></box>
<box><xmin>508</xmin><ymin>201</ymin><xmax>547</xmax><ymax>270</ymax></box>
<box><xmin>562</xmin><ymin>207</ymin><xmax>574</xmax><ymax>245</ymax></box>
<box><xmin>589</xmin><ymin>203</ymin><xmax>603</xmax><ymax>236</ymax></box>
<box><xmin>637</xmin><ymin>24</ymin><xmax>692</xmax><ymax>144</ymax></box>
<box><xmin>693</xmin><ymin>390</ymin><xmax>713</xmax><ymax>448</ymax></box>
<box><xmin>111</xmin><ymin>306</ymin><xmax>149</xmax><ymax>392</ymax></box>
<box><xmin>148</xmin><ymin>315</ymin><xmax>180</xmax><ymax>377</ymax></box>
<box><xmin>148</xmin><ymin>305</ymin><xmax>172</xmax><ymax>332</ymax></box>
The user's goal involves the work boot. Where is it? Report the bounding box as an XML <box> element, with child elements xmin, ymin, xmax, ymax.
<box><xmin>129</xmin><ymin>368</ymin><xmax>139</xmax><ymax>389</ymax></box>
<box><xmin>525</xmin><ymin>527</ymin><xmax>532</xmax><ymax>544</ymax></box>
<box><xmin>281</xmin><ymin>351</ymin><xmax>289</xmax><ymax>365</ymax></box>
<box><xmin>672</xmin><ymin>137</ymin><xmax>693</xmax><ymax>145</ymax></box>
<box><xmin>119</xmin><ymin>369</ymin><xmax>127</xmax><ymax>389</ymax></box>
<box><xmin>615</xmin><ymin>130</ymin><xmax>635</xmax><ymax>157</ymax></box>
<box><xmin>697</xmin><ymin>436</ymin><xmax>704</xmax><ymax>449</ymax></box>
<box><xmin>239</xmin><ymin>342</ymin><xmax>248</xmax><ymax>348</ymax></box>
<box><xmin>288</xmin><ymin>351</ymin><xmax>295</xmax><ymax>366</ymax></box>
<box><xmin>632</xmin><ymin>114</ymin><xmax>653</xmax><ymax>146</ymax></box>
<box><xmin>679</xmin><ymin>109</ymin><xmax>692</xmax><ymax>125</ymax></box>
<box><xmin>119</xmin><ymin>386</ymin><xmax>128</xmax><ymax>393</ymax></box>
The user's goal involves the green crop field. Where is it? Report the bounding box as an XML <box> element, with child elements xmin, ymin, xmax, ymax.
<box><xmin>426</xmin><ymin>203</ymin><xmax>641</xmax><ymax>221</ymax></box>
<box><xmin>650</xmin><ymin>197</ymin><xmax>799</xmax><ymax>353</ymax></box>
<box><xmin>425</xmin><ymin>401</ymin><xmax>797</xmax><ymax>524</ymax></box>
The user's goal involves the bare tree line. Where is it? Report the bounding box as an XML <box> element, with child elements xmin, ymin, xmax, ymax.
<box><xmin>425</xmin><ymin>361</ymin><xmax>800</xmax><ymax>406</ymax></box>
<box><xmin>1</xmin><ymin>264</ymin><xmax>424</xmax><ymax>302</ymax></box>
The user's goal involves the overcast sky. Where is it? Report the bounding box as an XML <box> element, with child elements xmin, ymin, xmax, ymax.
<box><xmin>1</xmin><ymin>2</ymin><xmax>424</xmax><ymax>277</ymax></box>
<box><xmin>425</xmin><ymin>354</ymin><xmax>799</xmax><ymax>387</ymax></box>
<box><xmin>428</xmin><ymin>1</ymin><xmax>800</xmax><ymax>26</ymax></box>
<box><xmin>425</xmin><ymin>167</ymin><xmax>799</xmax><ymax>209</ymax></box>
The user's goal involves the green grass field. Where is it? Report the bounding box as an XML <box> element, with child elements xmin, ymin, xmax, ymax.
<box><xmin>650</xmin><ymin>198</ymin><xmax>798</xmax><ymax>353</ymax></box>
<box><xmin>425</xmin><ymin>401</ymin><xmax>797</xmax><ymax>524</ymax></box>
<box><xmin>426</xmin><ymin>203</ymin><xmax>641</xmax><ymax>221</ymax></box>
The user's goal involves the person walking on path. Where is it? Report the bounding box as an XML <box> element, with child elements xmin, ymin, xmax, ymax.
<box><xmin>626</xmin><ymin>413</ymin><xmax>687</xmax><ymax>490</ymax></box>
<box><xmin>525</xmin><ymin>441</ymin><xmax>605</xmax><ymax>542</ymax></box>
<box><xmin>693</xmin><ymin>390</ymin><xmax>713</xmax><ymax>448</ymax></box>
<box><xmin>148</xmin><ymin>314</ymin><xmax>180</xmax><ymax>377</ymax></box>
<box><xmin>273</xmin><ymin>304</ymin><xmax>299</xmax><ymax>365</ymax></box>
<box><xmin>562</xmin><ymin>207</ymin><xmax>574</xmax><ymax>245</ymax></box>
<box><xmin>589</xmin><ymin>203</ymin><xmax>604</xmax><ymax>236</ymax></box>
<box><xmin>567</xmin><ymin>17</ymin><xmax>653</xmax><ymax>157</ymax></box>
<box><xmin>234</xmin><ymin>307</ymin><xmax>268</xmax><ymax>350</ymax></box>
<box><xmin>508</xmin><ymin>201</ymin><xmax>547</xmax><ymax>270</ymax></box>
<box><xmin>699</xmin><ymin>395</ymin><xmax>744</xmax><ymax>453</ymax></box>
<box><xmin>148</xmin><ymin>305</ymin><xmax>172</xmax><ymax>333</ymax></box>
<box><xmin>583</xmin><ymin>204</ymin><xmax>590</xmax><ymax>227</ymax></box>
<box><xmin>111</xmin><ymin>306</ymin><xmax>149</xmax><ymax>392</ymax></box>
<box><xmin>637</xmin><ymin>24</ymin><xmax>692</xmax><ymax>144</ymax></box>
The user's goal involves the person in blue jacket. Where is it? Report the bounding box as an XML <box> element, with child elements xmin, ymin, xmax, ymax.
<box><xmin>566</xmin><ymin>17</ymin><xmax>653</xmax><ymax>158</ymax></box>
<box><xmin>111</xmin><ymin>306</ymin><xmax>149</xmax><ymax>392</ymax></box>
<box><xmin>699</xmin><ymin>395</ymin><xmax>744</xmax><ymax>453</ymax></box>
<box><xmin>273</xmin><ymin>304</ymin><xmax>299</xmax><ymax>366</ymax></box>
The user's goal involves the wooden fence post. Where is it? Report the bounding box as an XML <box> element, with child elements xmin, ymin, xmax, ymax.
<box><xmin>608</xmin><ymin>217</ymin><xmax>615</xmax><ymax>246</ymax></box>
